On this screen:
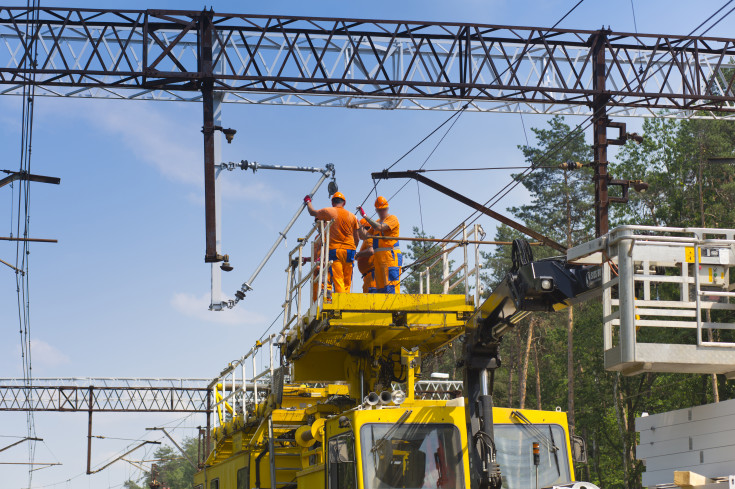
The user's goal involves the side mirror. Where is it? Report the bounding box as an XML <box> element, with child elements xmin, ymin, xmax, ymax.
<box><xmin>571</xmin><ymin>435</ymin><xmax>587</xmax><ymax>464</ymax></box>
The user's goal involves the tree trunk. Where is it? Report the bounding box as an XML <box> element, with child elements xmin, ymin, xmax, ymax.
<box><xmin>508</xmin><ymin>336</ymin><xmax>515</xmax><ymax>408</ymax></box>
<box><xmin>507</xmin><ymin>365</ymin><xmax>514</xmax><ymax>408</ymax></box>
<box><xmin>519</xmin><ymin>319</ymin><xmax>535</xmax><ymax>408</ymax></box>
<box><xmin>564</xmin><ymin>169</ymin><xmax>576</xmax><ymax>433</ymax></box>
<box><xmin>534</xmin><ymin>341</ymin><xmax>542</xmax><ymax>411</ymax></box>
<box><xmin>613</xmin><ymin>373</ymin><xmax>628</xmax><ymax>488</ymax></box>
<box><xmin>707</xmin><ymin>311</ymin><xmax>720</xmax><ymax>402</ymax></box>
<box><xmin>451</xmin><ymin>342</ymin><xmax>457</xmax><ymax>380</ymax></box>
<box><xmin>625</xmin><ymin>384</ymin><xmax>642</xmax><ymax>489</ymax></box>
<box><xmin>695</xmin><ymin>129</ymin><xmax>720</xmax><ymax>402</ymax></box>
<box><xmin>567</xmin><ymin>306</ymin><xmax>575</xmax><ymax>433</ymax></box>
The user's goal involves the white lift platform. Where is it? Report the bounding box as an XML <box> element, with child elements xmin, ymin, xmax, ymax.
<box><xmin>568</xmin><ymin>226</ymin><xmax>735</xmax><ymax>377</ymax></box>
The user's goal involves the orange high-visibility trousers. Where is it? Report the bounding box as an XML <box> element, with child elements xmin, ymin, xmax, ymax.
<box><xmin>328</xmin><ymin>248</ymin><xmax>356</xmax><ymax>293</ymax></box>
<box><xmin>361</xmin><ymin>269</ymin><xmax>376</xmax><ymax>293</ymax></box>
<box><xmin>373</xmin><ymin>249</ymin><xmax>402</xmax><ymax>294</ymax></box>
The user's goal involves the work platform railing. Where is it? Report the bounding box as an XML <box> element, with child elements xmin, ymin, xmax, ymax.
<box><xmin>569</xmin><ymin>226</ymin><xmax>735</xmax><ymax>377</ymax></box>
<box><xmin>279</xmin><ymin>219</ymin><xmax>503</xmax><ymax>337</ymax></box>
<box><xmin>282</xmin><ymin>220</ymin><xmax>334</xmax><ymax>335</ymax></box>
<box><xmin>210</xmin><ymin>334</ymin><xmax>277</xmax><ymax>427</ymax></box>
<box><xmin>418</xmin><ymin>223</ymin><xmax>485</xmax><ymax>305</ymax></box>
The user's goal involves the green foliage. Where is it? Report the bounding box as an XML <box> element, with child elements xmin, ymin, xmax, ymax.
<box><xmin>510</xmin><ymin>115</ymin><xmax>594</xmax><ymax>245</ymax></box>
<box><xmin>402</xmin><ymin>226</ymin><xmax>452</xmax><ymax>294</ymax></box>
<box><xmin>478</xmin><ymin>115</ymin><xmax>735</xmax><ymax>489</ymax></box>
<box><xmin>124</xmin><ymin>437</ymin><xmax>199</xmax><ymax>489</ymax></box>
<box><xmin>613</xmin><ymin>116</ymin><xmax>735</xmax><ymax>228</ymax></box>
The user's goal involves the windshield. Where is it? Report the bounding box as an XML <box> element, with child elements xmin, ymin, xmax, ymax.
<box><xmin>494</xmin><ymin>424</ymin><xmax>570</xmax><ymax>489</ymax></box>
<box><xmin>360</xmin><ymin>423</ymin><xmax>465</xmax><ymax>489</ymax></box>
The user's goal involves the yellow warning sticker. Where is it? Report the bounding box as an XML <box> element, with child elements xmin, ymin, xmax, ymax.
<box><xmin>685</xmin><ymin>247</ymin><xmax>701</xmax><ymax>263</ymax></box>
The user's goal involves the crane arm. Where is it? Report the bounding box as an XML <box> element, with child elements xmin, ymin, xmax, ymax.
<box><xmin>463</xmin><ymin>239</ymin><xmax>602</xmax><ymax>489</ymax></box>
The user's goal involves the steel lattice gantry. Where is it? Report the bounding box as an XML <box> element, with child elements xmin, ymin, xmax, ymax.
<box><xmin>0</xmin><ymin>378</ymin><xmax>212</xmax><ymax>473</ymax></box>
<box><xmin>1</xmin><ymin>7</ymin><xmax>735</xmax><ymax>116</ymax></box>
<box><xmin>0</xmin><ymin>378</ymin><xmax>210</xmax><ymax>412</ymax></box>
<box><xmin>3</xmin><ymin>7</ymin><xmax>735</xmax><ymax>252</ymax></box>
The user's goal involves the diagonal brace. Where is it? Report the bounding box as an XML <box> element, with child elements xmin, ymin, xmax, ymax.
<box><xmin>371</xmin><ymin>170</ymin><xmax>566</xmax><ymax>253</ymax></box>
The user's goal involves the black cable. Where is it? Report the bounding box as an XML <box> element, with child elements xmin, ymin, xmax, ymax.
<box><xmin>416</xmin><ymin>180</ymin><xmax>425</xmax><ymax>237</ymax></box>
<box><xmin>519</xmin><ymin>112</ymin><xmax>530</xmax><ymax>147</ymax></box>
<box><xmin>360</xmin><ymin>0</ymin><xmax>593</xmax><ymax>211</ymax></box>
<box><xmin>358</xmin><ymin>108</ymin><xmax>467</xmax><ymax>208</ymax></box>
<box><xmin>258</xmin><ymin>309</ymin><xmax>285</xmax><ymax>342</ymax></box>
<box><xmin>418</xmin><ymin>165</ymin><xmax>558</xmax><ymax>172</ymax></box>
<box><xmin>383</xmin><ymin>104</ymin><xmax>467</xmax><ymax>205</ymax></box>
<box><xmin>395</xmin><ymin>109</ymin><xmax>598</xmax><ymax>286</ymax></box>
<box><xmin>550</xmin><ymin>0</ymin><xmax>585</xmax><ymax>29</ymax></box>
<box><xmin>636</xmin><ymin>0</ymin><xmax>735</xmax><ymax>90</ymax></box>
<box><xmin>16</xmin><ymin>3</ymin><xmax>40</xmax><ymax>486</ymax></box>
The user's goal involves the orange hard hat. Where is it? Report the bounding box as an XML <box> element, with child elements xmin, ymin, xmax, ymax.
<box><xmin>374</xmin><ymin>196</ymin><xmax>389</xmax><ymax>209</ymax></box>
<box><xmin>332</xmin><ymin>191</ymin><xmax>346</xmax><ymax>201</ymax></box>
<box><xmin>360</xmin><ymin>218</ymin><xmax>370</xmax><ymax>227</ymax></box>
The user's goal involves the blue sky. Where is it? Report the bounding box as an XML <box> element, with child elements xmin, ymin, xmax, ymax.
<box><xmin>0</xmin><ymin>0</ymin><xmax>731</xmax><ymax>487</ymax></box>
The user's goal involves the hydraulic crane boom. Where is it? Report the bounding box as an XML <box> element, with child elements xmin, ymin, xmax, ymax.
<box><xmin>463</xmin><ymin>239</ymin><xmax>603</xmax><ymax>489</ymax></box>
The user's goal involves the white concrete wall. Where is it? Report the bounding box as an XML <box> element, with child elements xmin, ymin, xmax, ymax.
<box><xmin>636</xmin><ymin>398</ymin><xmax>735</xmax><ymax>487</ymax></box>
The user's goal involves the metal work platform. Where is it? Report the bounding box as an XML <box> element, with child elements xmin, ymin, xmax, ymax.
<box><xmin>569</xmin><ymin>226</ymin><xmax>735</xmax><ymax>377</ymax></box>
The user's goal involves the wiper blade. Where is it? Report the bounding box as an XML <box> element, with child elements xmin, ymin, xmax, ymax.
<box><xmin>548</xmin><ymin>424</ymin><xmax>561</xmax><ymax>477</ymax></box>
<box><xmin>510</xmin><ymin>410</ymin><xmax>559</xmax><ymax>453</ymax></box>
<box><xmin>371</xmin><ymin>410</ymin><xmax>412</xmax><ymax>453</ymax></box>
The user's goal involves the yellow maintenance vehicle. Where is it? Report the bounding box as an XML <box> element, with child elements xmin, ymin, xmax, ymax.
<box><xmin>194</xmin><ymin>216</ymin><xmax>600</xmax><ymax>489</ymax></box>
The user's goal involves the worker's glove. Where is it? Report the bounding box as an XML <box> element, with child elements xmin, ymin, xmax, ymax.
<box><xmin>303</xmin><ymin>195</ymin><xmax>312</xmax><ymax>204</ymax></box>
<box><xmin>357</xmin><ymin>206</ymin><xmax>366</xmax><ymax>217</ymax></box>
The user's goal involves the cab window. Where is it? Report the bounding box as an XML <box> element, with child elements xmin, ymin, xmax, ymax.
<box><xmin>360</xmin><ymin>423</ymin><xmax>464</xmax><ymax>489</ymax></box>
<box><xmin>210</xmin><ymin>478</ymin><xmax>219</xmax><ymax>489</ymax></box>
<box><xmin>494</xmin><ymin>424</ymin><xmax>571</xmax><ymax>489</ymax></box>
<box><xmin>237</xmin><ymin>466</ymin><xmax>249</xmax><ymax>489</ymax></box>
<box><xmin>328</xmin><ymin>432</ymin><xmax>357</xmax><ymax>489</ymax></box>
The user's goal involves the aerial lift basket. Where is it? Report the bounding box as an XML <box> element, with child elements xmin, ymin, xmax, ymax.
<box><xmin>568</xmin><ymin>226</ymin><xmax>735</xmax><ymax>377</ymax></box>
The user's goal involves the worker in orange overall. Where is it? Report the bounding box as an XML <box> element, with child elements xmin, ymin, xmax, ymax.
<box><xmin>358</xmin><ymin>196</ymin><xmax>402</xmax><ymax>294</ymax></box>
<box><xmin>355</xmin><ymin>218</ymin><xmax>376</xmax><ymax>293</ymax></box>
<box><xmin>305</xmin><ymin>191</ymin><xmax>360</xmax><ymax>294</ymax></box>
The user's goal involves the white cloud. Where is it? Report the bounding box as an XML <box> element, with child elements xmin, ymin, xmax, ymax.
<box><xmin>39</xmin><ymin>99</ymin><xmax>279</xmax><ymax>202</ymax></box>
<box><xmin>20</xmin><ymin>339</ymin><xmax>70</xmax><ymax>368</ymax></box>
<box><xmin>171</xmin><ymin>292</ymin><xmax>267</xmax><ymax>326</ymax></box>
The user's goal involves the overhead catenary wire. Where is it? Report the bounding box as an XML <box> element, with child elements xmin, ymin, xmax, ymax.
<box><xmin>359</xmin><ymin>0</ymin><xmax>589</xmax><ymax>213</ymax></box>
<box><xmin>637</xmin><ymin>0</ymin><xmax>735</xmax><ymax>89</ymax></box>
<box><xmin>416</xmin><ymin>165</ymin><xmax>566</xmax><ymax>172</ymax></box>
<box><xmin>357</xmin><ymin>2</ymin><xmax>586</xmax><ymax>210</ymax></box>
<box><xmin>14</xmin><ymin>2</ymin><xmax>41</xmax><ymax>487</ymax></box>
<box><xmin>550</xmin><ymin>0</ymin><xmax>585</xmax><ymax>30</ymax></box>
<box><xmin>23</xmin><ymin>412</ymin><xmax>198</xmax><ymax>488</ymax></box>
<box><xmin>397</xmin><ymin>111</ymin><xmax>597</xmax><ymax>281</ymax></box>
<box><xmin>368</xmin><ymin>2</ymin><xmax>596</xmax><ymax>278</ymax></box>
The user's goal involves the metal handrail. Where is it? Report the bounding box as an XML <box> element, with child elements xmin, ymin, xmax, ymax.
<box><xmin>590</xmin><ymin>226</ymin><xmax>735</xmax><ymax>361</ymax></box>
<box><xmin>210</xmin><ymin>334</ymin><xmax>277</xmax><ymax>427</ymax></box>
<box><xmin>418</xmin><ymin>223</ymin><xmax>484</xmax><ymax>304</ymax></box>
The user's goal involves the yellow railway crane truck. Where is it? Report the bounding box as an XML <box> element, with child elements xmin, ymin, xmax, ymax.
<box><xmin>195</xmin><ymin>221</ymin><xmax>600</xmax><ymax>489</ymax></box>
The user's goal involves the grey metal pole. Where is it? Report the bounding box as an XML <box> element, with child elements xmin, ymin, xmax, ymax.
<box><xmin>231</xmin><ymin>171</ymin><xmax>331</xmax><ymax>304</ymax></box>
<box><xmin>210</xmin><ymin>92</ymin><xmax>224</xmax><ymax>310</ymax></box>
<box><xmin>617</xmin><ymin>229</ymin><xmax>636</xmax><ymax>364</ymax></box>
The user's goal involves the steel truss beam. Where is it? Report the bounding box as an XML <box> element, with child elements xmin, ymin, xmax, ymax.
<box><xmin>0</xmin><ymin>8</ymin><xmax>735</xmax><ymax>118</ymax></box>
<box><xmin>0</xmin><ymin>378</ymin><xmax>210</xmax><ymax>413</ymax></box>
